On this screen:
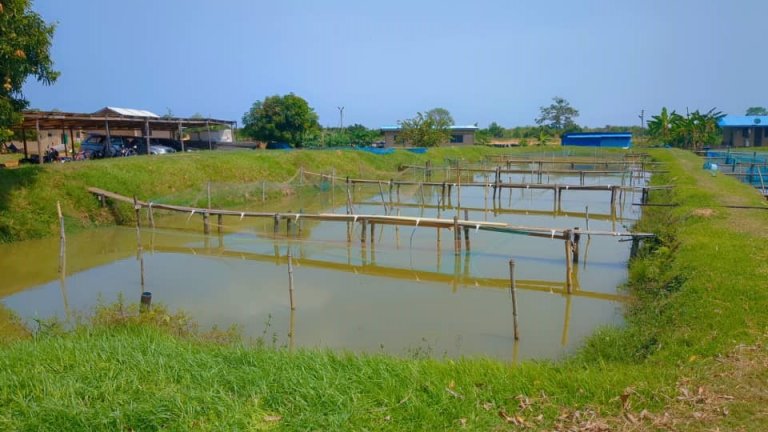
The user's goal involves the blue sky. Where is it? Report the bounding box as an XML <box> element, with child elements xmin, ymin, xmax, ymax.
<box><xmin>22</xmin><ymin>0</ymin><xmax>768</xmax><ymax>128</ymax></box>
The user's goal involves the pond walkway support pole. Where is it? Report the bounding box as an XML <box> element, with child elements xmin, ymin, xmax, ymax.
<box><xmin>564</xmin><ymin>229</ymin><xmax>574</xmax><ymax>294</ymax></box>
<box><xmin>509</xmin><ymin>259</ymin><xmax>519</xmax><ymax>341</ymax></box>
<box><xmin>463</xmin><ymin>208</ymin><xmax>471</xmax><ymax>252</ymax></box>
<box><xmin>57</xmin><ymin>201</ymin><xmax>66</xmax><ymax>274</ymax></box>
<box><xmin>453</xmin><ymin>215</ymin><xmax>461</xmax><ymax>256</ymax></box>
<box><xmin>572</xmin><ymin>227</ymin><xmax>581</xmax><ymax>263</ymax></box>
<box><xmin>287</xmin><ymin>248</ymin><xmax>295</xmax><ymax>311</ymax></box>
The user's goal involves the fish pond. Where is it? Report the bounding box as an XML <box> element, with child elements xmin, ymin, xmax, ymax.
<box><xmin>1</xmin><ymin>160</ymin><xmax>649</xmax><ymax>361</ymax></box>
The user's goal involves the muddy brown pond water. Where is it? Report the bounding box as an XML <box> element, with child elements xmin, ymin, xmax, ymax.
<box><xmin>1</xmin><ymin>163</ymin><xmax>648</xmax><ymax>361</ymax></box>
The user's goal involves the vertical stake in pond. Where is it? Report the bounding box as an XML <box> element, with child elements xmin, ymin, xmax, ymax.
<box><xmin>572</xmin><ymin>227</ymin><xmax>581</xmax><ymax>263</ymax></box>
<box><xmin>378</xmin><ymin>181</ymin><xmax>388</xmax><ymax>215</ymax></box>
<box><xmin>585</xmin><ymin>206</ymin><xmax>591</xmax><ymax>239</ymax></box>
<box><xmin>361</xmin><ymin>218</ymin><xmax>367</xmax><ymax>247</ymax></box>
<box><xmin>287</xmin><ymin>248</ymin><xmax>295</xmax><ymax>311</ymax></box>
<box><xmin>134</xmin><ymin>196</ymin><xmax>145</xmax><ymax>292</ymax></box>
<box><xmin>56</xmin><ymin>201</ymin><xmax>70</xmax><ymax>319</ymax></box>
<box><xmin>453</xmin><ymin>215</ymin><xmax>461</xmax><ymax>256</ymax></box>
<box><xmin>57</xmin><ymin>201</ymin><xmax>66</xmax><ymax>273</ymax></box>
<box><xmin>564</xmin><ymin>229</ymin><xmax>573</xmax><ymax>294</ymax></box>
<box><xmin>463</xmin><ymin>208</ymin><xmax>470</xmax><ymax>252</ymax></box>
<box><xmin>509</xmin><ymin>259</ymin><xmax>519</xmax><ymax>341</ymax></box>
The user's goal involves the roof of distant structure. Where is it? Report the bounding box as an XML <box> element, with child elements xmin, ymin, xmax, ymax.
<box><xmin>718</xmin><ymin>115</ymin><xmax>768</xmax><ymax>127</ymax></box>
<box><xmin>94</xmin><ymin>107</ymin><xmax>160</xmax><ymax>118</ymax></box>
<box><xmin>15</xmin><ymin>110</ymin><xmax>234</xmax><ymax>131</ymax></box>
<box><xmin>380</xmin><ymin>125</ymin><xmax>479</xmax><ymax>131</ymax></box>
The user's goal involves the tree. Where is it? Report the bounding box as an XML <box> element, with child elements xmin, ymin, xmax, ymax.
<box><xmin>647</xmin><ymin>107</ymin><xmax>723</xmax><ymax>150</ymax></box>
<box><xmin>397</xmin><ymin>112</ymin><xmax>451</xmax><ymax>147</ymax></box>
<box><xmin>485</xmin><ymin>121</ymin><xmax>505</xmax><ymax>138</ymax></box>
<box><xmin>242</xmin><ymin>94</ymin><xmax>320</xmax><ymax>146</ymax></box>
<box><xmin>346</xmin><ymin>124</ymin><xmax>379</xmax><ymax>147</ymax></box>
<box><xmin>425</xmin><ymin>107</ymin><xmax>454</xmax><ymax>127</ymax></box>
<box><xmin>647</xmin><ymin>107</ymin><xmax>674</xmax><ymax>144</ymax></box>
<box><xmin>746</xmin><ymin>107</ymin><xmax>768</xmax><ymax>116</ymax></box>
<box><xmin>535</xmin><ymin>97</ymin><xmax>579</xmax><ymax>131</ymax></box>
<box><xmin>0</xmin><ymin>0</ymin><xmax>59</xmax><ymax>139</ymax></box>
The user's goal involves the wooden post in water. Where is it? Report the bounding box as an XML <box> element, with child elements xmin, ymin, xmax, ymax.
<box><xmin>441</xmin><ymin>182</ymin><xmax>446</xmax><ymax>208</ymax></box>
<box><xmin>133</xmin><ymin>196</ymin><xmax>142</xmax><ymax>246</ymax></box>
<box><xmin>346</xmin><ymin>177</ymin><xmax>353</xmax><ymax>214</ymax></box>
<box><xmin>453</xmin><ymin>215</ymin><xmax>461</xmax><ymax>256</ymax></box>
<box><xmin>378</xmin><ymin>181</ymin><xmax>388</xmax><ymax>214</ymax></box>
<box><xmin>370</xmin><ymin>221</ymin><xmax>375</xmax><ymax>246</ymax></box>
<box><xmin>585</xmin><ymin>206</ymin><xmax>591</xmax><ymax>238</ymax></box>
<box><xmin>564</xmin><ymin>229</ymin><xmax>574</xmax><ymax>294</ymax></box>
<box><xmin>273</xmin><ymin>213</ymin><xmax>280</xmax><ymax>234</ymax></box>
<box><xmin>217</xmin><ymin>214</ymin><xmax>223</xmax><ymax>235</ymax></box>
<box><xmin>572</xmin><ymin>227</ymin><xmax>581</xmax><ymax>263</ymax></box>
<box><xmin>509</xmin><ymin>259</ymin><xmax>519</xmax><ymax>341</ymax></box>
<box><xmin>286</xmin><ymin>210</ymin><xmax>293</xmax><ymax>236</ymax></box>
<box><xmin>360</xmin><ymin>218</ymin><xmax>367</xmax><ymax>246</ymax></box>
<box><xmin>287</xmin><ymin>248</ymin><xmax>295</xmax><ymax>311</ymax></box>
<box><xmin>57</xmin><ymin>201</ymin><xmax>66</xmax><ymax>274</ymax></box>
<box><xmin>463</xmin><ymin>208</ymin><xmax>471</xmax><ymax>251</ymax></box>
<box><xmin>609</xmin><ymin>186</ymin><xmax>618</xmax><ymax>217</ymax></box>
<box><xmin>203</xmin><ymin>213</ymin><xmax>210</xmax><ymax>235</ymax></box>
<box><xmin>148</xmin><ymin>203</ymin><xmax>155</xmax><ymax>229</ymax></box>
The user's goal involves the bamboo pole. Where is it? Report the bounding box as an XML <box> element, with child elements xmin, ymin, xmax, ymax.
<box><xmin>453</xmin><ymin>215</ymin><xmax>461</xmax><ymax>256</ymax></box>
<box><xmin>378</xmin><ymin>181</ymin><xmax>388</xmax><ymax>214</ymax></box>
<box><xmin>463</xmin><ymin>208</ymin><xmax>470</xmax><ymax>251</ymax></box>
<box><xmin>287</xmin><ymin>248</ymin><xmax>295</xmax><ymax>310</ymax></box>
<box><xmin>509</xmin><ymin>259</ymin><xmax>519</xmax><ymax>341</ymax></box>
<box><xmin>564</xmin><ymin>230</ymin><xmax>573</xmax><ymax>294</ymax></box>
<box><xmin>361</xmin><ymin>218</ymin><xmax>367</xmax><ymax>246</ymax></box>
<box><xmin>57</xmin><ymin>201</ymin><xmax>66</xmax><ymax>273</ymax></box>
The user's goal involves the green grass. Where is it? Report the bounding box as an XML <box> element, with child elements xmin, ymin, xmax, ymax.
<box><xmin>0</xmin><ymin>147</ymin><xmax>507</xmax><ymax>243</ymax></box>
<box><xmin>1</xmin><ymin>148</ymin><xmax>768</xmax><ymax>430</ymax></box>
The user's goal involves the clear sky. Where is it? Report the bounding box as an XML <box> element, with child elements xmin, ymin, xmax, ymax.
<box><xmin>22</xmin><ymin>0</ymin><xmax>768</xmax><ymax>129</ymax></box>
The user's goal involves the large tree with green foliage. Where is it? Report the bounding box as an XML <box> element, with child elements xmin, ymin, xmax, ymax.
<box><xmin>241</xmin><ymin>94</ymin><xmax>320</xmax><ymax>147</ymax></box>
<box><xmin>345</xmin><ymin>124</ymin><xmax>379</xmax><ymax>147</ymax></box>
<box><xmin>397</xmin><ymin>111</ymin><xmax>451</xmax><ymax>147</ymax></box>
<box><xmin>745</xmin><ymin>106</ymin><xmax>768</xmax><ymax>116</ymax></box>
<box><xmin>0</xmin><ymin>0</ymin><xmax>59</xmax><ymax>141</ymax></box>
<box><xmin>535</xmin><ymin>97</ymin><xmax>579</xmax><ymax>131</ymax></box>
<box><xmin>425</xmin><ymin>107</ymin><xmax>454</xmax><ymax>127</ymax></box>
<box><xmin>484</xmin><ymin>121</ymin><xmax>505</xmax><ymax>138</ymax></box>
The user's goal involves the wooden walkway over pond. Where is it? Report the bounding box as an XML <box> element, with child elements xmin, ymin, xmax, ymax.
<box><xmin>88</xmin><ymin>186</ymin><xmax>655</xmax><ymax>293</ymax></box>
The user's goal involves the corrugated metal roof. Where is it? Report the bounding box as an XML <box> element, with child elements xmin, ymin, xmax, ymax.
<box><xmin>381</xmin><ymin>125</ymin><xmax>478</xmax><ymax>131</ymax></box>
<box><xmin>718</xmin><ymin>115</ymin><xmax>768</xmax><ymax>127</ymax></box>
<box><xmin>95</xmin><ymin>107</ymin><xmax>160</xmax><ymax>118</ymax></box>
<box><xmin>562</xmin><ymin>132</ymin><xmax>632</xmax><ymax>139</ymax></box>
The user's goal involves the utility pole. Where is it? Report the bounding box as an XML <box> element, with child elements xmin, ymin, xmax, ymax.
<box><xmin>638</xmin><ymin>109</ymin><xmax>645</xmax><ymax>135</ymax></box>
<box><xmin>337</xmin><ymin>106</ymin><xmax>344</xmax><ymax>130</ymax></box>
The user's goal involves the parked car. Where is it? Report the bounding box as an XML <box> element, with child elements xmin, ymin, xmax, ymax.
<box><xmin>131</xmin><ymin>137</ymin><xmax>177</xmax><ymax>155</ymax></box>
<box><xmin>80</xmin><ymin>134</ymin><xmax>136</xmax><ymax>158</ymax></box>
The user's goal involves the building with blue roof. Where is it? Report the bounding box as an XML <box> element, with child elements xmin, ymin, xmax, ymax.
<box><xmin>560</xmin><ymin>132</ymin><xmax>632</xmax><ymax>149</ymax></box>
<box><xmin>381</xmin><ymin>125</ymin><xmax>478</xmax><ymax>147</ymax></box>
<box><xmin>718</xmin><ymin>115</ymin><xmax>768</xmax><ymax>147</ymax></box>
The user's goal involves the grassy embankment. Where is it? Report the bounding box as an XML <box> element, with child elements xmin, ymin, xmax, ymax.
<box><xmin>0</xmin><ymin>146</ymin><xmax>504</xmax><ymax>243</ymax></box>
<box><xmin>1</xmin><ymin>148</ymin><xmax>767</xmax><ymax>430</ymax></box>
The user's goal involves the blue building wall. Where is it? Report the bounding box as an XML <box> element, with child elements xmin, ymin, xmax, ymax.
<box><xmin>561</xmin><ymin>133</ymin><xmax>632</xmax><ymax>148</ymax></box>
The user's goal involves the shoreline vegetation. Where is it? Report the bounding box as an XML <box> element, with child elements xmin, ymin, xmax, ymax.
<box><xmin>1</xmin><ymin>148</ymin><xmax>767</xmax><ymax>430</ymax></box>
